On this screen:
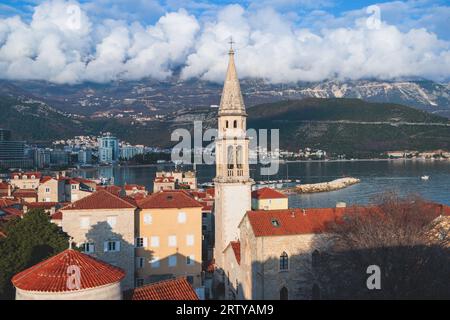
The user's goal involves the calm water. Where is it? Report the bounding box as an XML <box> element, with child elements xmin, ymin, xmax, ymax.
<box><xmin>74</xmin><ymin>160</ymin><xmax>450</xmax><ymax>208</ymax></box>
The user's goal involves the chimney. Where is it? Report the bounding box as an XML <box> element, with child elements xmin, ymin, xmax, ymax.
<box><xmin>302</xmin><ymin>209</ymin><xmax>306</xmax><ymax>215</ymax></box>
<box><xmin>291</xmin><ymin>211</ymin><xmax>296</xmax><ymax>218</ymax></box>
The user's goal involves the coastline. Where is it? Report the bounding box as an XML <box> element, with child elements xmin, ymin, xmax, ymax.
<box><xmin>72</xmin><ymin>157</ymin><xmax>450</xmax><ymax>171</ymax></box>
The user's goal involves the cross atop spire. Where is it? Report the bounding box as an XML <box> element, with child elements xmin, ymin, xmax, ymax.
<box><xmin>228</xmin><ymin>36</ymin><xmax>235</xmax><ymax>54</ymax></box>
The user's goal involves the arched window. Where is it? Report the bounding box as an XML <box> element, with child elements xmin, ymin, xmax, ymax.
<box><xmin>280</xmin><ymin>252</ymin><xmax>289</xmax><ymax>271</ymax></box>
<box><xmin>312</xmin><ymin>249</ymin><xmax>320</xmax><ymax>269</ymax></box>
<box><xmin>312</xmin><ymin>284</ymin><xmax>321</xmax><ymax>300</ymax></box>
<box><xmin>225</xmin><ymin>120</ymin><xmax>229</xmax><ymax>128</ymax></box>
<box><xmin>233</xmin><ymin>120</ymin><xmax>237</xmax><ymax>128</ymax></box>
<box><xmin>227</xmin><ymin>146</ymin><xmax>234</xmax><ymax>170</ymax></box>
<box><xmin>280</xmin><ymin>287</ymin><xmax>288</xmax><ymax>300</ymax></box>
<box><xmin>236</xmin><ymin>146</ymin><xmax>243</xmax><ymax>169</ymax></box>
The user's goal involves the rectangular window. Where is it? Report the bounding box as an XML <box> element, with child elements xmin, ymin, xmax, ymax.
<box><xmin>45</xmin><ymin>187</ymin><xmax>50</xmax><ymax>193</ymax></box>
<box><xmin>168</xmin><ymin>255</ymin><xmax>177</xmax><ymax>267</ymax></box>
<box><xmin>107</xmin><ymin>216</ymin><xmax>117</xmax><ymax>228</ymax></box>
<box><xmin>81</xmin><ymin>242</ymin><xmax>95</xmax><ymax>254</ymax></box>
<box><xmin>168</xmin><ymin>235</ymin><xmax>177</xmax><ymax>247</ymax></box>
<box><xmin>186</xmin><ymin>234</ymin><xmax>194</xmax><ymax>246</ymax></box>
<box><xmin>178</xmin><ymin>212</ymin><xmax>187</xmax><ymax>223</ymax></box>
<box><xmin>104</xmin><ymin>240</ymin><xmax>120</xmax><ymax>252</ymax></box>
<box><xmin>187</xmin><ymin>276</ymin><xmax>194</xmax><ymax>284</ymax></box>
<box><xmin>136</xmin><ymin>257</ymin><xmax>145</xmax><ymax>269</ymax></box>
<box><xmin>150</xmin><ymin>236</ymin><xmax>160</xmax><ymax>247</ymax></box>
<box><xmin>71</xmin><ymin>184</ymin><xmax>77</xmax><ymax>190</ymax></box>
<box><xmin>143</xmin><ymin>214</ymin><xmax>152</xmax><ymax>225</ymax></box>
<box><xmin>80</xmin><ymin>217</ymin><xmax>90</xmax><ymax>229</ymax></box>
<box><xmin>150</xmin><ymin>256</ymin><xmax>160</xmax><ymax>268</ymax></box>
<box><xmin>186</xmin><ymin>255</ymin><xmax>195</xmax><ymax>266</ymax></box>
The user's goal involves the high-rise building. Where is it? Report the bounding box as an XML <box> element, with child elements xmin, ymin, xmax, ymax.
<box><xmin>214</xmin><ymin>45</ymin><xmax>253</xmax><ymax>268</ymax></box>
<box><xmin>0</xmin><ymin>129</ymin><xmax>31</xmax><ymax>168</ymax></box>
<box><xmin>0</xmin><ymin>129</ymin><xmax>12</xmax><ymax>141</ymax></box>
<box><xmin>98</xmin><ymin>134</ymin><xmax>119</xmax><ymax>163</ymax></box>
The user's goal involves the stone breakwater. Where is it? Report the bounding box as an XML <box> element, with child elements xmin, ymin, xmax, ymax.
<box><xmin>293</xmin><ymin>177</ymin><xmax>361</xmax><ymax>193</ymax></box>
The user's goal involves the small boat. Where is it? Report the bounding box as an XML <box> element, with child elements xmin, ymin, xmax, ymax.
<box><xmin>421</xmin><ymin>175</ymin><xmax>430</xmax><ymax>180</ymax></box>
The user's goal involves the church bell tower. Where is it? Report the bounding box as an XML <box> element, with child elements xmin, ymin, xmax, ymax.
<box><xmin>214</xmin><ymin>41</ymin><xmax>253</xmax><ymax>268</ymax></box>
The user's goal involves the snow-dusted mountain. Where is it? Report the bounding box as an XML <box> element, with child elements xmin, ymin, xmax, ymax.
<box><xmin>245</xmin><ymin>79</ymin><xmax>450</xmax><ymax>117</ymax></box>
<box><xmin>1</xmin><ymin>78</ymin><xmax>450</xmax><ymax>117</ymax></box>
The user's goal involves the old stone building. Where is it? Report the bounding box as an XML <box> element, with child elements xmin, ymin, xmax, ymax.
<box><xmin>223</xmin><ymin>208</ymin><xmax>344</xmax><ymax>300</ymax></box>
<box><xmin>37</xmin><ymin>176</ymin><xmax>65</xmax><ymax>202</ymax></box>
<box><xmin>60</xmin><ymin>189</ymin><xmax>137</xmax><ymax>290</ymax></box>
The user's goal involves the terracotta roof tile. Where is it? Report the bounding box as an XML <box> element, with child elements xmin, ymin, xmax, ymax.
<box><xmin>95</xmin><ymin>185</ymin><xmax>122</xmax><ymax>195</ymax></box>
<box><xmin>11</xmin><ymin>172</ymin><xmax>42</xmax><ymax>179</ymax></box>
<box><xmin>138</xmin><ymin>191</ymin><xmax>202</xmax><ymax>209</ymax></box>
<box><xmin>12</xmin><ymin>189</ymin><xmax>38</xmax><ymax>199</ymax></box>
<box><xmin>126</xmin><ymin>277</ymin><xmax>198</xmax><ymax>300</ymax></box>
<box><xmin>51</xmin><ymin>211</ymin><xmax>62</xmax><ymax>220</ymax></box>
<box><xmin>1</xmin><ymin>207</ymin><xmax>23</xmax><ymax>217</ymax></box>
<box><xmin>62</xmin><ymin>190</ymin><xmax>136</xmax><ymax>210</ymax></box>
<box><xmin>25</xmin><ymin>202</ymin><xmax>58</xmax><ymax>209</ymax></box>
<box><xmin>246</xmin><ymin>208</ymin><xmax>346</xmax><ymax>237</ymax></box>
<box><xmin>124</xmin><ymin>184</ymin><xmax>145</xmax><ymax>191</ymax></box>
<box><xmin>39</xmin><ymin>176</ymin><xmax>54</xmax><ymax>184</ymax></box>
<box><xmin>230</xmin><ymin>241</ymin><xmax>241</xmax><ymax>265</ymax></box>
<box><xmin>246</xmin><ymin>202</ymin><xmax>450</xmax><ymax>237</ymax></box>
<box><xmin>12</xmin><ymin>249</ymin><xmax>125</xmax><ymax>292</ymax></box>
<box><xmin>251</xmin><ymin>187</ymin><xmax>288</xmax><ymax>199</ymax></box>
<box><xmin>0</xmin><ymin>198</ymin><xmax>18</xmax><ymax>208</ymax></box>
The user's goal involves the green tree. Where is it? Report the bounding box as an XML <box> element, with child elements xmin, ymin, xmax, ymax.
<box><xmin>0</xmin><ymin>209</ymin><xmax>69</xmax><ymax>300</ymax></box>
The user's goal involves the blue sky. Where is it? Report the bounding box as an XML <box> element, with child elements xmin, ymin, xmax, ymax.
<box><xmin>2</xmin><ymin>0</ymin><xmax>449</xmax><ymax>39</ymax></box>
<box><xmin>0</xmin><ymin>0</ymin><xmax>449</xmax><ymax>83</ymax></box>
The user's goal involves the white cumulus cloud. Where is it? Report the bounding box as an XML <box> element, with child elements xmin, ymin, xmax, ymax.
<box><xmin>0</xmin><ymin>0</ymin><xmax>449</xmax><ymax>84</ymax></box>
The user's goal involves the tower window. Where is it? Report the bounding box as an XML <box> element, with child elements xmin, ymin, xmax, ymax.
<box><xmin>233</xmin><ymin>120</ymin><xmax>237</xmax><ymax>128</ymax></box>
<box><xmin>226</xmin><ymin>121</ymin><xmax>229</xmax><ymax>128</ymax></box>
<box><xmin>280</xmin><ymin>252</ymin><xmax>289</xmax><ymax>271</ymax></box>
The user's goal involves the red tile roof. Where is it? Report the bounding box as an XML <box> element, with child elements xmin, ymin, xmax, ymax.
<box><xmin>124</xmin><ymin>184</ymin><xmax>145</xmax><ymax>191</ymax></box>
<box><xmin>251</xmin><ymin>187</ymin><xmax>288</xmax><ymax>200</ymax></box>
<box><xmin>39</xmin><ymin>176</ymin><xmax>54</xmax><ymax>184</ymax></box>
<box><xmin>0</xmin><ymin>182</ymin><xmax>10</xmax><ymax>189</ymax></box>
<box><xmin>11</xmin><ymin>172</ymin><xmax>42</xmax><ymax>179</ymax></box>
<box><xmin>96</xmin><ymin>185</ymin><xmax>122</xmax><ymax>195</ymax></box>
<box><xmin>126</xmin><ymin>277</ymin><xmax>198</xmax><ymax>300</ymax></box>
<box><xmin>12</xmin><ymin>189</ymin><xmax>38</xmax><ymax>199</ymax></box>
<box><xmin>62</xmin><ymin>189</ymin><xmax>136</xmax><ymax>210</ymax></box>
<box><xmin>230</xmin><ymin>241</ymin><xmax>241</xmax><ymax>265</ymax></box>
<box><xmin>0</xmin><ymin>198</ymin><xmax>18</xmax><ymax>208</ymax></box>
<box><xmin>138</xmin><ymin>191</ymin><xmax>203</xmax><ymax>209</ymax></box>
<box><xmin>12</xmin><ymin>249</ymin><xmax>125</xmax><ymax>292</ymax></box>
<box><xmin>246</xmin><ymin>202</ymin><xmax>450</xmax><ymax>237</ymax></box>
<box><xmin>51</xmin><ymin>211</ymin><xmax>62</xmax><ymax>220</ymax></box>
<box><xmin>205</xmin><ymin>188</ymin><xmax>215</xmax><ymax>197</ymax></box>
<box><xmin>246</xmin><ymin>208</ymin><xmax>346</xmax><ymax>237</ymax></box>
<box><xmin>25</xmin><ymin>202</ymin><xmax>58</xmax><ymax>209</ymax></box>
<box><xmin>1</xmin><ymin>207</ymin><xmax>23</xmax><ymax>217</ymax></box>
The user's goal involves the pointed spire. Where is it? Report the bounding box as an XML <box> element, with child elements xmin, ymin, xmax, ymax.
<box><xmin>219</xmin><ymin>38</ymin><xmax>246</xmax><ymax>116</ymax></box>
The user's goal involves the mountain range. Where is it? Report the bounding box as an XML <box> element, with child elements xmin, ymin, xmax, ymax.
<box><xmin>1</xmin><ymin>78</ymin><xmax>449</xmax><ymax>118</ymax></box>
<box><xmin>2</xmin><ymin>91</ymin><xmax>450</xmax><ymax>157</ymax></box>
